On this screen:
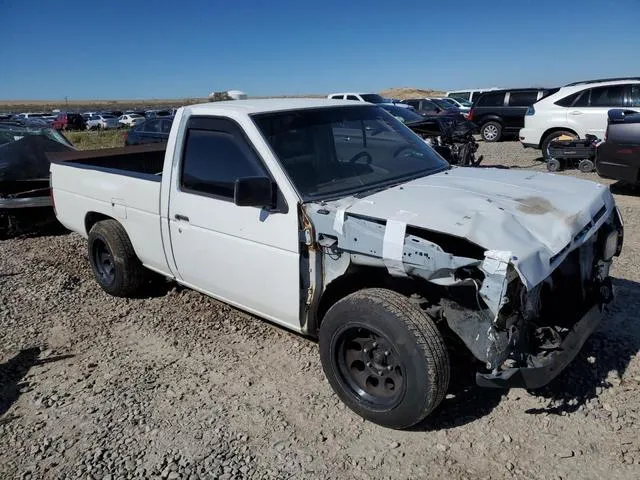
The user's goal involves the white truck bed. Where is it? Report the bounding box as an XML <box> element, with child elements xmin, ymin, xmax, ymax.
<box><xmin>49</xmin><ymin>145</ymin><xmax>171</xmax><ymax>275</ymax></box>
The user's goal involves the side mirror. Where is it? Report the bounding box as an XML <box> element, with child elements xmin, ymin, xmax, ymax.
<box><xmin>234</xmin><ymin>177</ymin><xmax>275</xmax><ymax>208</ymax></box>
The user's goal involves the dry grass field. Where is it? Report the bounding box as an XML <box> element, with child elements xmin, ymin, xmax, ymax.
<box><xmin>64</xmin><ymin>130</ymin><xmax>125</xmax><ymax>150</ymax></box>
<box><xmin>0</xmin><ymin>98</ymin><xmax>203</xmax><ymax>113</ymax></box>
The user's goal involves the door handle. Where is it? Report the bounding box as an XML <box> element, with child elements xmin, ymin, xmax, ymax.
<box><xmin>569</xmin><ymin>111</ymin><xmax>583</xmax><ymax>115</ymax></box>
<box><xmin>174</xmin><ymin>214</ymin><xmax>189</xmax><ymax>222</ymax></box>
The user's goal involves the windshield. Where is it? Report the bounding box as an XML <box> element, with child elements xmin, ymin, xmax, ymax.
<box><xmin>359</xmin><ymin>94</ymin><xmax>386</xmax><ymax>104</ymax></box>
<box><xmin>101</xmin><ymin>115</ymin><xmax>116</xmax><ymax>119</ymax></box>
<box><xmin>452</xmin><ymin>97</ymin><xmax>472</xmax><ymax>107</ymax></box>
<box><xmin>253</xmin><ymin>105</ymin><xmax>448</xmax><ymax>200</ymax></box>
<box><xmin>379</xmin><ymin>105</ymin><xmax>425</xmax><ymax>123</ymax></box>
<box><xmin>0</xmin><ymin>124</ymin><xmax>72</xmax><ymax>147</ymax></box>
<box><xmin>431</xmin><ymin>99</ymin><xmax>456</xmax><ymax>110</ymax></box>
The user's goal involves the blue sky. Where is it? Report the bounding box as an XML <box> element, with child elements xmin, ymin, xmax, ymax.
<box><xmin>2</xmin><ymin>0</ymin><xmax>639</xmax><ymax>100</ymax></box>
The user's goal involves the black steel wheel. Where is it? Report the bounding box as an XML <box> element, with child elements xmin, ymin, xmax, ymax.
<box><xmin>319</xmin><ymin>288</ymin><xmax>450</xmax><ymax>429</ymax></box>
<box><xmin>334</xmin><ymin>325</ymin><xmax>406</xmax><ymax>409</ymax></box>
<box><xmin>88</xmin><ymin>219</ymin><xmax>147</xmax><ymax>297</ymax></box>
<box><xmin>91</xmin><ymin>237</ymin><xmax>116</xmax><ymax>287</ymax></box>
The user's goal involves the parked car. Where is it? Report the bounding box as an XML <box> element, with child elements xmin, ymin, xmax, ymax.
<box><xmin>124</xmin><ymin>117</ymin><xmax>174</xmax><ymax>145</ymax></box>
<box><xmin>118</xmin><ymin>114</ymin><xmax>146</xmax><ymax>128</ymax></box>
<box><xmin>50</xmin><ymin>99</ymin><xmax>622</xmax><ymax>429</ymax></box>
<box><xmin>1</xmin><ymin>120</ymin><xmax>75</xmax><ymax>237</ymax></box>
<box><xmin>401</xmin><ymin>98</ymin><xmax>465</xmax><ymax>119</ymax></box>
<box><xmin>16</xmin><ymin>112</ymin><xmax>49</xmax><ymax>121</ymax></box>
<box><xmin>467</xmin><ymin>88</ymin><xmax>558</xmax><ymax>142</ymax></box>
<box><xmin>445</xmin><ymin>88</ymin><xmax>502</xmax><ymax>103</ymax></box>
<box><xmin>429</xmin><ymin>98</ymin><xmax>464</xmax><ymax>113</ymax></box>
<box><xmin>519</xmin><ymin>77</ymin><xmax>640</xmax><ymax>159</ymax></box>
<box><xmin>52</xmin><ymin>113</ymin><xmax>86</xmax><ymax>131</ymax></box>
<box><xmin>437</xmin><ymin>97</ymin><xmax>472</xmax><ymax>114</ymax></box>
<box><xmin>378</xmin><ymin>104</ymin><xmax>428</xmax><ymax>124</ymax></box>
<box><xmin>86</xmin><ymin>115</ymin><xmax>120</xmax><ymax>130</ymax></box>
<box><xmin>596</xmin><ymin>109</ymin><xmax>640</xmax><ymax>184</ymax></box>
<box><xmin>144</xmin><ymin>109</ymin><xmax>173</xmax><ymax>118</ymax></box>
<box><xmin>327</xmin><ymin>92</ymin><xmax>411</xmax><ymax>108</ymax></box>
<box><xmin>380</xmin><ymin>105</ymin><xmax>481</xmax><ymax>167</ymax></box>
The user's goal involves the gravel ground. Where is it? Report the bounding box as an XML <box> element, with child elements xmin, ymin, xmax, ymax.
<box><xmin>1</xmin><ymin>141</ymin><xmax>640</xmax><ymax>479</ymax></box>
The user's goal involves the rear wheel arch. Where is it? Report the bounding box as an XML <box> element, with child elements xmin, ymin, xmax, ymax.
<box><xmin>85</xmin><ymin>212</ymin><xmax>114</xmax><ymax>236</ymax></box>
<box><xmin>540</xmin><ymin>128</ymin><xmax>579</xmax><ymax>159</ymax></box>
<box><xmin>87</xmin><ymin>218</ymin><xmax>147</xmax><ymax>297</ymax></box>
<box><xmin>478</xmin><ymin>115</ymin><xmax>503</xmax><ymax>126</ymax></box>
<box><xmin>539</xmin><ymin>127</ymin><xmax>578</xmax><ymax>148</ymax></box>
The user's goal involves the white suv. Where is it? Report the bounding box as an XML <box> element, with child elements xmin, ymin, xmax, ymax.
<box><xmin>519</xmin><ymin>78</ymin><xmax>640</xmax><ymax>158</ymax></box>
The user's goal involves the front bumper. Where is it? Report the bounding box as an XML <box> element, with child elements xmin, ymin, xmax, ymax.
<box><xmin>476</xmin><ymin>304</ymin><xmax>603</xmax><ymax>389</ymax></box>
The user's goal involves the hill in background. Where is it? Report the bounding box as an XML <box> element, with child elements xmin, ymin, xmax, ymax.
<box><xmin>380</xmin><ymin>87</ymin><xmax>445</xmax><ymax>99</ymax></box>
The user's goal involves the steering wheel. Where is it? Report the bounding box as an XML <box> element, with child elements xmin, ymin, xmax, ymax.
<box><xmin>393</xmin><ymin>145</ymin><xmax>419</xmax><ymax>158</ymax></box>
<box><xmin>349</xmin><ymin>151</ymin><xmax>373</xmax><ymax>165</ymax></box>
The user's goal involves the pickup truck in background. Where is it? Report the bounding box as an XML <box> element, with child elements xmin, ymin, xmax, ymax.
<box><xmin>596</xmin><ymin>109</ymin><xmax>640</xmax><ymax>185</ymax></box>
<box><xmin>50</xmin><ymin>99</ymin><xmax>623</xmax><ymax>429</ymax></box>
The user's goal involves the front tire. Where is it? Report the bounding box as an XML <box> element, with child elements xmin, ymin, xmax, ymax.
<box><xmin>88</xmin><ymin>220</ymin><xmax>147</xmax><ymax>297</ymax></box>
<box><xmin>481</xmin><ymin>121</ymin><xmax>502</xmax><ymax>142</ymax></box>
<box><xmin>319</xmin><ymin>288</ymin><xmax>450</xmax><ymax>429</ymax></box>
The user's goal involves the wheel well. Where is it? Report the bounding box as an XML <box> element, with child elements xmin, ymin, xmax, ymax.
<box><xmin>313</xmin><ymin>266</ymin><xmax>440</xmax><ymax>336</ymax></box>
<box><xmin>479</xmin><ymin>117</ymin><xmax>503</xmax><ymax>127</ymax></box>
<box><xmin>84</xmin><ymin>212</ymin><xmax>113</xmax><ymax>235</ymax></box>
<box><xmin>540</xmin><ymin>127</ymin><xmax>578</xmax><ymax>148</ymax></box>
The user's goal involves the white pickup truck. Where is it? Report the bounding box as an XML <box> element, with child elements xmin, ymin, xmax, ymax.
<box><xmin>50</xmin><ymin>99</ymin><xmax>624</xmax><ymax>429</ymax></box>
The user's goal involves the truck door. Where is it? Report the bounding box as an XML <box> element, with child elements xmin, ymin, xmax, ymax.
<box><xmin>167</xmin><ymin>116</ymin><xmax>301</xmax><ymax>330</ymax></box>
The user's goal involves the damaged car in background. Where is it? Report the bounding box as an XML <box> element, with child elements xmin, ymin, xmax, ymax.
<box><xmin>0</xmin><ymin>120</ymin><xmax>75</xmax><ymax>238</ymax></box>
<box><xmin>49</xmin><ymin>100</ymin><xmax>623</xmax><ymax>429</ymax></box>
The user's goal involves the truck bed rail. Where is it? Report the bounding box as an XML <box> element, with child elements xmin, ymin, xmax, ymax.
<box><xmin>48</xmin><ymin>143</ymin><xmax>166</xmax><ymax>179</ymax></box>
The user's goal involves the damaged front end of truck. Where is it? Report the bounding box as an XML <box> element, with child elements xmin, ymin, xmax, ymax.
<box><xmin>302</xmin><ymin>190</ymin><xmax>624</xmax><ymax>389</ymax></box>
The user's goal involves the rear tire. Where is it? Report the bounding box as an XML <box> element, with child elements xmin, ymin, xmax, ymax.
<box><xmin>481</xmin><ymin>121</ymin><xmax>502</xmax><ymax>142</ymax></box>
<box><xmin>319</xmin><ymin>288</ymin><xmax>450</xmax><ymax>429</ymax></box>
<box><xmin>88</xmin><ymin>220</ymin><xmax>147</xmax><ymax>297</ymax></box>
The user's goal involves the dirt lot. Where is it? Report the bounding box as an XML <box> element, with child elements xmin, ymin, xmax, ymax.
<box><xmin>1</xmin><ymin>141</ymin><xmax>639</xmax><ymax>480</ymax></box>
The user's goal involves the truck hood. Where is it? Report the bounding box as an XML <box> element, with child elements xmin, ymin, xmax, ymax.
<box><xmin>329</xmin><ymin>167</ymin><xmax>615</xmax><ymax>289</ymax></box>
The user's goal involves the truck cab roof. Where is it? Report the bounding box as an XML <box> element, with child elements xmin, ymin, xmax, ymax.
<box><xmin>186</xmin><ymin>98</ymin><xmax>357</xmax><ymax>116</ymax></box>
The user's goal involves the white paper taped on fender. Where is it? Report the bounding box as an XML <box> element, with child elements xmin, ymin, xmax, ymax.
<box><xmin>333</xmin><ymin>207</ymin><xmax>347</xmax><ymax>234</ymax></box>
<box><xmin>383</xmin><ymin>219</ymin><xmax>408</xmax><ymax>277</ymax></box>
